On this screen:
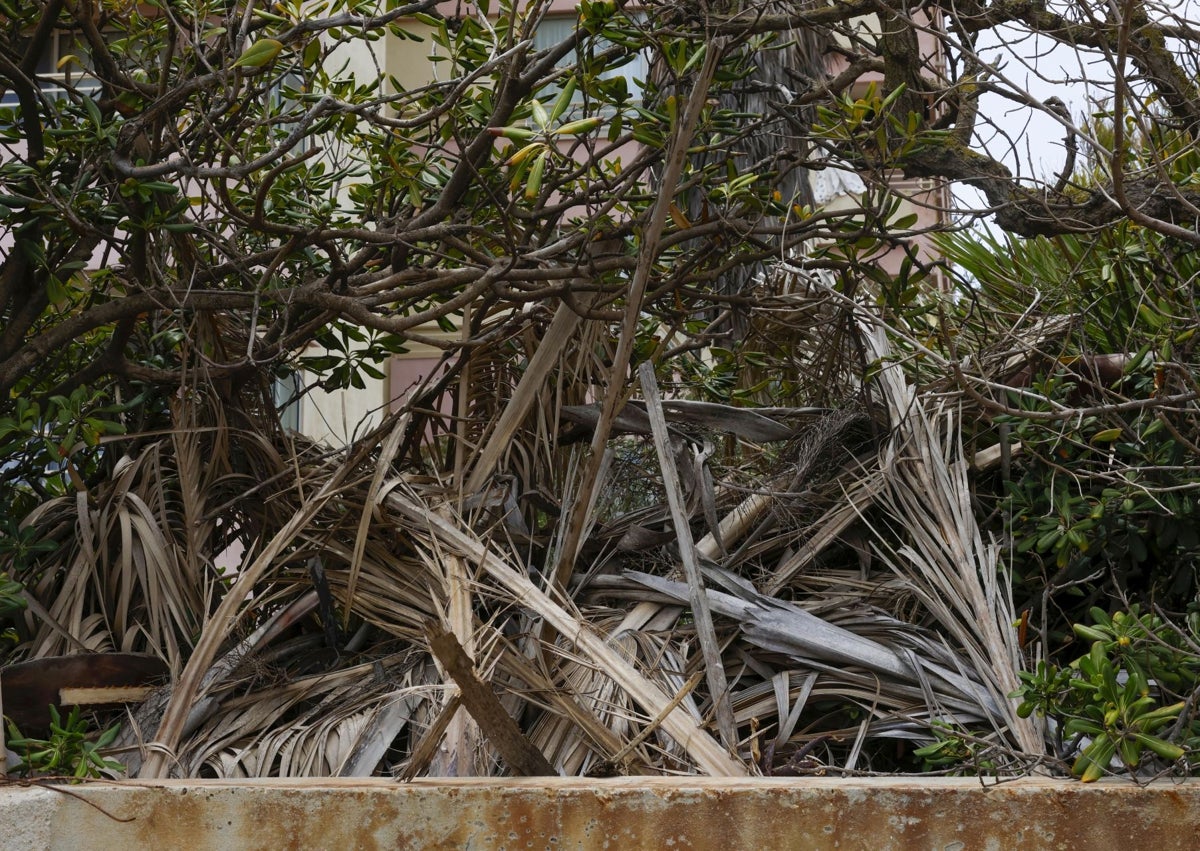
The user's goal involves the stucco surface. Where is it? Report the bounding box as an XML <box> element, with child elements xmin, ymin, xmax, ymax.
<box><xmin>2</xmin><ymin>776</ymin><xmax>1197</xmax><ymax>850</ymax></box>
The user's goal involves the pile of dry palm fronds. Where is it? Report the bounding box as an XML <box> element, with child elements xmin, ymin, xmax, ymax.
<box><xmin>2</xmin><ymin>276</ymin><xmax>1058</xmax><ymax>780</ymax></box>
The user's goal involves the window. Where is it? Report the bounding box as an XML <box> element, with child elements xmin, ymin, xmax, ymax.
<box><xmin>532</xmin><ymin>15</ymin><xmax>647</xmax><ymax>110</ymax></box>
<box><xmin>274</xmin><ymin>371</ymin><xmax>303</xmax><ymax>433</ymax></box>
<box><xmin>268</xmin><ymin>71</ymin><xmax>313</xmax><ymax>153</ymax></box>
<box><xmin>1</xmin><ymin>29</ymin><xmax>102</xmax><ymax>108</ymax></box>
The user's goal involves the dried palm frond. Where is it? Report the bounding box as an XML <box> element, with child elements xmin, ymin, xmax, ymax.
<box><xmin>384</xmin><ymin>485</ymin><xmax>746</xmax><ymax>776</ymax></box>
<box><xmin>858</xmin><ymin>319</ymin><xmax>1046</xmax><ymax>760</ymax></box>
<box><xmin>189</xmin><ymin>657</ymin><xmax>428</xmax><ymax>778</ymax></box>
<box><xmin>4</xmin><ymin>248</ymin><xmax>1071</xmax><ymax>782</ymax></box>
<box><xmin>18</xmin><ymin>442</ymin><xmax>210</xmax><ymax>668</ymax></box>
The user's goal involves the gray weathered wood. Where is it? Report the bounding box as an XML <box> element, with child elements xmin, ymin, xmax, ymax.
<box><xmin>638</xmin><ymin>362</ymin><xmax>737</xmax><ymax>752</ymax></box>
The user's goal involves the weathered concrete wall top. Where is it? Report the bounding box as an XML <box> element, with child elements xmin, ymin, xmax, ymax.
<box><xmin>3</xmin><ymin>776</ymin><xmax>1198</xmax><ymax>850</ymax></box>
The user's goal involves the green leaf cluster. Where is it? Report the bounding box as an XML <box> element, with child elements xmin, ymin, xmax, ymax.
<box><xmin>1013</xmin><ymin>607</ymin><xmax>1198</xmax><ymax>781</ymax></box>
<box><xmin>5</xmin><ymin>707</ymin><xmax>125</xmax><ymax>781</ymax></box>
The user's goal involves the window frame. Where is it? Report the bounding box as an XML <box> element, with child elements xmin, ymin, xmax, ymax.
<box><xmin>1</xmin><ymin>28</ymin><xmax>104</xmax><ymax>109</ymax></box>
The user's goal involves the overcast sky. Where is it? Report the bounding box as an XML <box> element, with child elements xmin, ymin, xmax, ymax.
<box><xmin>952</xmin><ymin>23</ymin><xmax>1116</xmax><ymax>224</ymax></box>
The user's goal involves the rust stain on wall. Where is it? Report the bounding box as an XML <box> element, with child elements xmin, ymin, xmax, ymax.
<box><xmin>4</xmin><ymin>777</ymin><xmax>1199</xmax><ymax>850</ymax></box>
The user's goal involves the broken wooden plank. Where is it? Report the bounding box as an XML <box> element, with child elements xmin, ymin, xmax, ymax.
<box><xmin>59</xmin><ymin>686</ymin><xmax>155</xmax><ymax>706</ymax></box>
<box><xmin>425</xmin><ymin>620</ymin><xmax>557</xmax><ymax>777</ymax></box>
<box><xmin>1</xmin><ymin>653</ymin><xmax>169</xmax><ymax>734</ymax></box>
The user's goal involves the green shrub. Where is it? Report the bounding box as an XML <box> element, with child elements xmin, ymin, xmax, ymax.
<box><xmin>1013</xmin><ymin>606</ymin><xmax>1198</xmax><ymax>781</ymax></box>
<box><xmin>5</xmin><ymin>706</ymin><xmax>124</xmax><ymax>781</ymax></box>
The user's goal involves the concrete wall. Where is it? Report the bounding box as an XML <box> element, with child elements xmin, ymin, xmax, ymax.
<box><xmin>3</xmin><ymin>777</ymin><xmax>1199</xmax><ymax>850</ymax></box>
